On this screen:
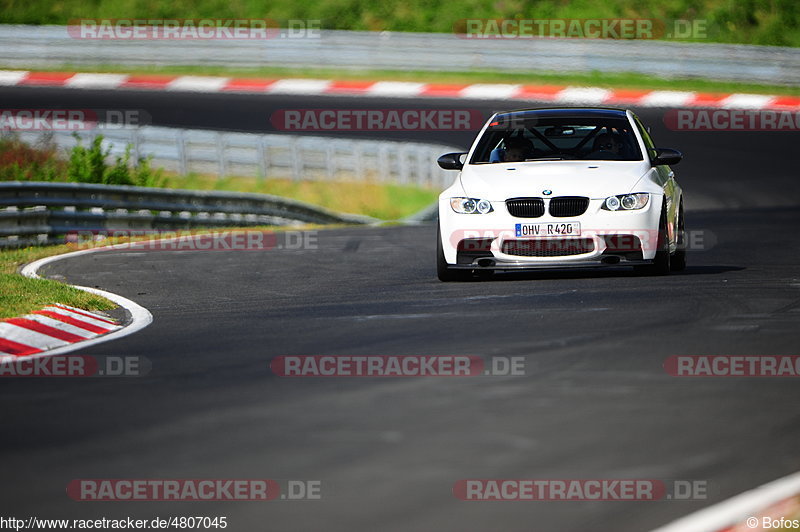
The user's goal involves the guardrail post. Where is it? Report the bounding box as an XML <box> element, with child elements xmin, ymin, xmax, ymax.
<box><xmin>177</xmin><ymin>129</ymin><xmax>188</xmax><ymax>176</ymax></box>
<box><xmin>354</xmin><ymin>143</ymin><xmax>364</xmax><ymax>181</ymax></box>
<box><xmin>291</xmin><ymin>137</ymin><xmax>302</xmax><ymax>181</ymax></box>
<box><xmin>326</xmin><ymin>143</ymin><xmax>335</xmax><ymax>180</ymax></box>
<box><xmin>398</xmin><ymin>144</ymin><xmax>410</xmax><ymax>185</ymax></box>
<box><xmin>216</xmin><ymin>132</ymin><xmax>227</xmax><ymax>178</ymax></box>
<box><xmin>130</xmin><ymin>128</ymin><xmax>141</xmax><ymax>164</ymax></box>
<box><xmin>258</xmin><ymin>136</ymin><xmax>268</xmax><ymax>182</ymax></box>
<box><xmin>418</xmin><ymin>146</ymin><xmax>431</xmax><ymax>188</ymax></box>
<box><xmin>380</xmin><ymin>144</ymin><xmax>391</xmax><ymax>183</ymax></box>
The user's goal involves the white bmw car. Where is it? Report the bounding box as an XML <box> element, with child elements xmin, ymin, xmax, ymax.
<box><xmin>436</xmin><ymin>107</ymin><xmax>685</xmax><ymax>281</ymax></box>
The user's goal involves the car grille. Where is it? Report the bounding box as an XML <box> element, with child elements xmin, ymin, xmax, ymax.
<box><xmin>501</xmin><ymin>238</ymin><xmax>595</xmax><ymax>257</ymax></box>
<box><xmin>506</xmin><ymin>198</ymin><xmax>545</xmax><ymax>218</ymax></box>
<box><xmin>549</xmin><ymin>197</ymin><xmax>590</xmax><ymax>217</ymax></box>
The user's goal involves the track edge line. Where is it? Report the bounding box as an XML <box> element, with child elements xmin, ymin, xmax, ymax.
<box><xmin>17</xmin><ymin>246</ymin><xmax>153</xmax><ymax>358</ymax></box>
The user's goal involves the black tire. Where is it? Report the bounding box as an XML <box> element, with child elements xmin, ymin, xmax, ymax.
<box><xmin>437</xmin><ymin>227</ymin><xmax>471</xmax><ymax>281</ymax></box>
<box><xmin>670</xmin><ymin>202</ymin><xmax>687</xmax><ymax>271</ymax></box>
<box><xmin>634</xmin><ymin>203</ymin><xmax>671</xmax><ymax>276</ymax></box>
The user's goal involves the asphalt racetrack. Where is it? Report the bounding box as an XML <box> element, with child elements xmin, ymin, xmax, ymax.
<box><xmin>1</xmin><ymin>86</ymin><xmax>800</xmax><ymax>531</ymax></box>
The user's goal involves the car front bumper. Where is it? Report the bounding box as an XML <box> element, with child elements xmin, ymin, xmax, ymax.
<box><xmin>439</xmin><ymin>196</ymin><xmax>663</xmax><ymax>269</ymax></box>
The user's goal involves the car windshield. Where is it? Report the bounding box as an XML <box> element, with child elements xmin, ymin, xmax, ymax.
<box><xmin>469</xmin><ymin>113</ymin><xmax>643</xmax><ymax>164</ymax></box>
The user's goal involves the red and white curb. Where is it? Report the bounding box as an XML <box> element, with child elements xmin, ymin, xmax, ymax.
<box><xmin>0</xmin><ymin>303</ymin><xmax>122</xmax><ymax>358</ymax></box>
<box><xmin>650</xmin><ymin>470</ymin><xmax>800</xmax><ymax>532</ymax></box>
<box><xmin>2</xmin><ymin>70</ymin><xmax>799</xmax><ymax>110</ymax></box>
<box><xmin>0</xmin><ymin>247</ymin><xmax>154</xmax><ymax>361</ymax></box>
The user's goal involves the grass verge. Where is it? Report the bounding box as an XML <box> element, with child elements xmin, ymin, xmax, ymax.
<box><xmin>0</xmin><ymin>246</ymin><xmax>115</xmax><ymax>319</ymax></box>
<box><xmin>163</xmin><ymin>174</ymin><xmax>439</xmax><ymax>220</ymax></box>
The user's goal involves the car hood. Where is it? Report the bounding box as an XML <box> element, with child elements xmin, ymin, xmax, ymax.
<box><xmin>459</xmin><ymin>161</ymin><xmax>652</xmax><ymax>201</ymax></box>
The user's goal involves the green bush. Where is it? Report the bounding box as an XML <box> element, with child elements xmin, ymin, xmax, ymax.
<box><xmin>67</xmin><ymin>135</ymin><xmax>165</xmax><ymax>187</ymax></box>
<box><xmin>0</xmin><ymin>135</ymin><xmax>65</xmax><ymax>181</ymax></box>
<box><xmin>0</xmin><ymin>133</ymin><xmax>165</xmax><ymax>187</ymax></box>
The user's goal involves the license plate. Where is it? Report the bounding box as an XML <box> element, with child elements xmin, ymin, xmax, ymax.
<box><xmin>515</xmin><ymin>222</ymin><xmax>581</xmax><ymax>238</ymax></box>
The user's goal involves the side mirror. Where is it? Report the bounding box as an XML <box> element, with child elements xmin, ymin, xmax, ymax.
<box><xmin>652</xmin><ymin>148</ymin><xmax>683</xmax><ymax>166</ymax></box>
<box><xmin>437</xmin><ymin>152</ymin><xmax>467</xmax><ymax>170</ymax></box>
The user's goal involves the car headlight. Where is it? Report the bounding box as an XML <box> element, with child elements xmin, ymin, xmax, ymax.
<box><xmin>450</xmin><ymin>197</ymin><xmax>494</xmax><ymax>214</ymax></box>
<box><xmin>602</xmin><ymin>193</ymin><xmax>649</xmax><ymax>211</ymax></box>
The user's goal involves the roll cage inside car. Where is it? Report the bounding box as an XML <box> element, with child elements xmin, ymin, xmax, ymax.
<box><xmin>470</xmin><ymin>111</ymin><xmax>644</xmax><ymax>163</ymax></box>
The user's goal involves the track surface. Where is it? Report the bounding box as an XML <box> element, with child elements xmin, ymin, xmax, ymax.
<box><xmin>2</xmin><ymin>87</ymin><xmax>800</xmax><ymax>531</ymax></box>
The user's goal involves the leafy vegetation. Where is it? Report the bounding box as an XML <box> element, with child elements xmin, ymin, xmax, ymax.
<box><xmin>67</xmin><ymin>136</ymin><xmax>165</xmax><ymax>187</ymax></box>
<box><xmin>0</xmin><ymin>0</ymin><xmax>797</xmax><ymax>46</ymax></box>
<box><xmin>0</xmin><ymin>134</ymin><xmax>165</xmax><ymax>186</ymax></box>
<box><xmin>0</xmin><ymin>136</ymin><xmax>65</xmax><ymax>181</ymax></box>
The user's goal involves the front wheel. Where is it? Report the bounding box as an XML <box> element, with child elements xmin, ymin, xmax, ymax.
<box><xmin>670</xmin><ymin>202</ymin><xmax>687</xmax><ymax>271</ymax></box>
<box><xmin>634</xmin><ymin>204</ymin><xmax>671</xmax><ymax>276</ymax></box>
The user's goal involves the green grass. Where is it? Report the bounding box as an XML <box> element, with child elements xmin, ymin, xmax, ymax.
<box><xmin>1</xmin><ymin>0</ymin><xmax>798</xmax><ymax>47</ymax></box>
<box><xmin>164</xmin><ymin>174</ymin><xmax>439</xmax><ymax>220</ymax></box>
<box><xmin>9</xmin><ymin>63</ymin><xmax>800</xmax><ymax>96</ymax></box>
<box><xmin>0</xmin><ymin>246</ymin><xmax>116</xmax><ymax>319</ymax></box>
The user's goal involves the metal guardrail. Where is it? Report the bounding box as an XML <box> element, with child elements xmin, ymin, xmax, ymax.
<box><xmin>0</xmin><ymin>181</ymin><xmax>379</xmax><ymax>247</ymax></box>
<box><xmin>13</xmin><ymin>126</ymin><xmax>460</xmax><ymax>189</ymax></box>
<box><xmin>3</xmin><ymin>123</ymin><xmax>458</xmax><ymax>247</ymax></box>
<box><xmin>1</xmin><ymin>25</ymin><xmax>798</xmax><ymax>84</ymax></box>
